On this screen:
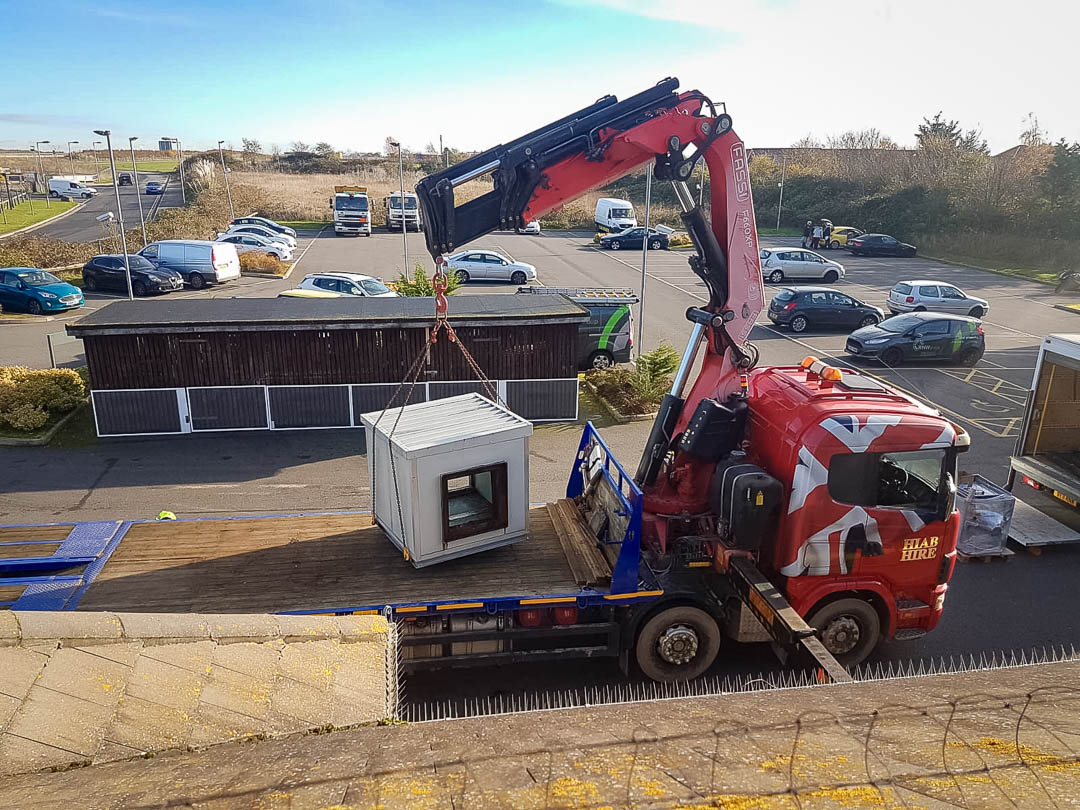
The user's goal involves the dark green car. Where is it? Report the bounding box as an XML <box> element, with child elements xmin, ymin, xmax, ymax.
<box><xmin>845</xmin><ymin>311</ymin><xmax>985</xmax><ymax>366</ymax></box>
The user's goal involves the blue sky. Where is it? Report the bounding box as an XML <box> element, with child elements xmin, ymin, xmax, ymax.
<box><xmin>2</xmin><ymin>0</ymin><xmax>1076</xmax><ymax>155</ymax></box>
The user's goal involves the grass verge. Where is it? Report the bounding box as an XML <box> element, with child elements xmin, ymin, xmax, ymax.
<box><xmin>757</xmin><ymin>227</ymin><xmax>803</xmax><ymax>237</ymax></box>
<box><xmin>47</xmin><ymin>403</ymin><xmax>97</xmax><ymax>447</ymax></box>
<box><xmin>278</xmin><ymin>220</ymin><xmax>329</xmax><ymax>230</ymax></box>
<box><xmin>922</xmin><ymin>252</ymin><xmax>1059</xmax><ymax>285</ymax></box>
<box><xmin>0</xmin><ymin>200</ymin><xmax>79</xmax><ymax>235</ymax></box>
<box><xmin>93</xmin><ymin>160</ymin><xmax>179</xmax><ymax>183</ymax></box>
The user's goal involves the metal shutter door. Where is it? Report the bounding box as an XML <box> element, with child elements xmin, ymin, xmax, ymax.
<box><xmin>187</xmin><ymin>386</ymin><xmax>268</xmax><ymax>431</ymax></box>
<box><xmin>92</xmin><ymin>389</ymin><xmax>183</xmax><ymax>435</ymax></box>
<box><xmin>269</xmin><ymin>386</ymin><xmax>351</xmax><ymax>429</ymax></box>
<box><xmin>505</xmin><ymin>379</ymin><xmax>579</xmax><ymax>421</ymax></box>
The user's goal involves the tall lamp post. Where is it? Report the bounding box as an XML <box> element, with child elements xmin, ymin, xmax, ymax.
<box><xmin>94</xmin><ymin>130</ymin><xmax>133</xmax><ymax>300</ymax></box>
<box><xmin>217</xmin><ymin>140</ymin><xmax>235</xmax><ymax>219</ymax></box>
<box><xmin>391</xmin><ymin>141</ymin><xmax>408</xmax><ymax>276</ymax></box>
<box><xmin>128</xmin><ymin>136</ymin><xmax>148</xmax><ymax>247</ymax></box>
<box><xmin>34</xmin><ymin>140</ymin><xmax>50</xmax><ymax>207</ymax></box>
<box><xmin>91</xmin><ymin>140</ymin><xmax>103</xmax><ymax>174</ymax></box>
<box><xmin>162</xmin><ymin>137</ymin><xmax>185</xmax><ymax>204</ymax></box>
<box><xmin>67</xmin><ymin>141</ymin><xmax>79</xmax><ymax>177</ymax></box>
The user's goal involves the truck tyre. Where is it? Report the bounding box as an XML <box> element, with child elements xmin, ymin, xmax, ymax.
<box><xmin>634</xmin><ymin>605</ymin><xmax>721</xmax><ymax>682</ymax></box>
<box><xmin>808</xmin><ymin>598</ymin><xmax>880</xmax><ymax>667</ymax></box>
<box><xmin>187</xmin><ymin>273</ymin><xmax>205</xmax><ymax>290</ymax></box>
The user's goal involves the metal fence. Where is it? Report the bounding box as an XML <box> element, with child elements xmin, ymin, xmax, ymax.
<box><xmin>0</xmin><ymin>190</ymin><xmax>30</xmax><ymax>212</ymax></box>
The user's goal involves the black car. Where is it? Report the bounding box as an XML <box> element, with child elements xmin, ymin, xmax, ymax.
<box><xmin>599</xmin><ymin>227</ymin><xmax>669</xmax><ymax>251</ymax></box>
<box><xmin>117</xmin><ymin>173</ymin><xmax>133</xmax><ymax>186</ymax></box>
<box><xmin>82</xmin><ymin>254</ymin><xmax>184</xmax><ymax>296</ymax></box>
<box><xmin>846</xmin><ymin>311</ymin><xmax>984</xmax><ymax>366</ymax></box>
<box><xmin>768</xmin><ymin>286</ymin><xmax>883</xmax><ymax>333</ymax></box>
<box><xmin>847</xmin><ymin>233</ymin><xmax>917</xmax><ymax>257</ymax></box>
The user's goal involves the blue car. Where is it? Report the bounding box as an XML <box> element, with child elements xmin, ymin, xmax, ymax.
<box><xmin>0</xmin><ymin>268</ymin><xmax>84</xmax><ymax>315</ymax></box>
<box><xmin>145</xmin><ymin>181</ymin><xmax>164</xmax><ymax>195</ymax></box>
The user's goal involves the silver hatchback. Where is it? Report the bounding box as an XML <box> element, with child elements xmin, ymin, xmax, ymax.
<box><xmin>887</xmin><ymin>280</ymin><xmax>989</xmax><ymax>317</ymax></box>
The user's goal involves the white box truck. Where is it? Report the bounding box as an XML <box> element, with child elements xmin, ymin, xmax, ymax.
<box><xmin>332</xmin><ymin>186</ymin><xmax>371</xmax><ymax>236</ymax></box>
<box><xmin>1008</xmin><ymin>333</ymin><xmax>1080</xmax><ymax>548</ymax></box>
<box><xmin>594</xmin><ymin>197</ymin><xmax>636</xmax><ymax>232</ymax></box>
<box><xmin>385</xmin><ymin>191</ymin><xmax>422</xmax><ymax>231</ymax></box>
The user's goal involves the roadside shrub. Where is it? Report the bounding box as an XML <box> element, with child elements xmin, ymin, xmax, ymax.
<box><xmin>392</xmin><ymin>264</ymin><xmax>461</xmax><ymax>297</ymax></box>
<box><xmin>667</xmin><ymin>233</ymin><xmax>692</xmax><ymax>248</ymax></box>
<box><xmin>239</xmin><ymin>251</ymin><xmax>288</xmax><ymax>275</ymax></box>
<box><xmin>586</xmin><ymin>343</ymin><xmax>679</xmax><ymax>415</ymax></box>
<box><xmin>0</xmin><ymin>366</ymin><xmax>87</xmax><ymax>433</ymax></box>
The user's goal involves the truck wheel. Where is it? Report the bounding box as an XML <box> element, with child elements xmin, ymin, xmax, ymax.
<box><xmin>808</xmin><ymin>598</ymin><xmax>880</xmax><ymax>667</ymax></box>
<box><xmin>634</xmin><ymin>606</ymin><xmax>721</xmax><ymax>682</ymax></box>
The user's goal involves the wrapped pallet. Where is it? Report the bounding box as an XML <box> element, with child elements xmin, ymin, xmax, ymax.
<box><xmin>956</xmin><ymin>474</ymin><xmax>1015</xmax><ymax>556</ymax></box>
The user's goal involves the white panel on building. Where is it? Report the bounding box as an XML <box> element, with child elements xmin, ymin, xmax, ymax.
<box><xmin>361</xmin><ymin>393</ymin><xmax>533</xmax><ymax>567</ymax></box>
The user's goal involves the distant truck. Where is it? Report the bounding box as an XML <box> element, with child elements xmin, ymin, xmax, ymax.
<box><xmin>332</xmin><ymin>186</ymin><xmax>371</xmax><ymax>236</ymax></box>
<box><xmin>385</xmin><ymin>191</ymin><xmax>422</xmax><ymax>231</ymax></box>
<box><xmin>49</xmin><ymin>178</ymin><xmax>97</xmax><ymax>199</ymax></box>
<box><xmin>1009</xmin><ymin>335</ymin><xmax>1080</xmax><ymax>547</ymax></box>
<box><xmin>594</xmin><ymin>197</ymin><xmax>636</xmax><ymax>232</ymax></box>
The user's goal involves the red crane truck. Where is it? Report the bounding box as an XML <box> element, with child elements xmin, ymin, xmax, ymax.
<box><xmin>4</xmin><ymin>79</ymin><xmax>968</xmax><ymax>682</ymax></box>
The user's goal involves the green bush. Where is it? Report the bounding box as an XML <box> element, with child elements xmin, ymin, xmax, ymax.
<box><xmin>0</xmin><ymin>366</ymin><xmax>87</xmax><ymax>433</ymax></box>
<box><xmin>391</xmin><ymin>264</ymin><xmax>461</xmax><ymax>297</ymax></box>
<box><xmin>586</xmin><ymin>343</ymin><xmax>679</xmax><ymax>415</ymax></box>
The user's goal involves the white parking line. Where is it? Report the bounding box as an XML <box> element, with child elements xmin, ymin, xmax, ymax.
<box><xmin>594</xmin><ymin>247</ymin><xmax>708</xmax><ymax>303</ymax></box>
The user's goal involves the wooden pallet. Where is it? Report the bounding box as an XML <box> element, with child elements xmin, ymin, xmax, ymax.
<box><xmin>546</xmin><ymin>499</ymin><xmax>611</xmax><ymax>587</ymax></box>
<box><xmin>957</xmin><ymin>548</ymin><xmax>1014</xmax><ymax>563</ymax></box>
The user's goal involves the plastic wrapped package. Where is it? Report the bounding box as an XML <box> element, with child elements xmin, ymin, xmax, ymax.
<box><xmin>956</xmin><ymin>474</ymin><xmax>1015</xmax><ymax>555</ymax></box>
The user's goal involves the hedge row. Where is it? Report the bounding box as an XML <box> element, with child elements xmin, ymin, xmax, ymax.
<box><xmin>0</xmin><ymin>367</ymin><xmax>86</xmax><ymax>432</ymax></box>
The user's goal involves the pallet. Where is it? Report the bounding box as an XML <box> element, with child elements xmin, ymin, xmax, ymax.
<box><xmin>546</xmin><ymin>499</ymin><xmax>611</xmax><ymax>587</ymax></box>
<box><xmin>957</xmin><ymin>549</ymin><xmax>1014</xmax><ymax>563</ymax></box>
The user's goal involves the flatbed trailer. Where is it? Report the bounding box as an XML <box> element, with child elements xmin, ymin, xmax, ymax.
<box><xmin>0</xmin><ymin>426</ymin><xmax>850</xmax><ymax>682</ymax></box>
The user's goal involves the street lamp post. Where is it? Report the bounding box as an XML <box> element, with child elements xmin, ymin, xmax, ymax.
<box><xmin>94</xmin><ymin>130</ymin><xmax>134</xmax><ymax>300</ymax></box>
<box><xmin>34</xmin><ymin>140</ymin><xmax>50</xmax><ymax>207</ymax></box>
<box><xmin>67</xmin><ymin>141</ymin><xmax>79</xmax><ymax>177</ymax></box>
<box><xmin>91</xmin><ymin>140</ymin><xmax>102</xmax><ymax>174</ymax></box>
<box><xmin>391</xmin><ymin>141</ymin><xmax>408</xmax><ymax>276</ymax></box>
<box><xmin>163</xmin><ymin>137</ymin><xmax>185</xmax><ymax>204</ymax></box>
<box><xmin>129</xmin><ymin>136</ymin><xmax>148</xmax><ymax>247</ymax></box>
<box><xmin>217</xmin><ymin>140</ymin><xmax>235</xmax><ymax>219</ymax></box>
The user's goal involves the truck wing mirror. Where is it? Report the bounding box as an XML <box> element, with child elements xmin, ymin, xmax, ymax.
<box><xmin>939</xmin><ymin>471</ymin><xmax>957</xmax><ymax>521</ymax></box>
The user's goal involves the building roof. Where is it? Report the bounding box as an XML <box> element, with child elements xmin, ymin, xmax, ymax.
<box><xmin>66</xmin><ymin>295</ymin><xmax>588</xmax><ymax>336</ymax></box>
<box><xmin>360</xmin><ymin>393</ymin><xmax>532</xmax><ymax>457</ymax></box>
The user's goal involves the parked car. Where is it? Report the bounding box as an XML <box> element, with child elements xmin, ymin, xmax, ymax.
<box><xmin>445</xmin><ymin>250</ymin><xmax>537</xmax><ymax>284</ymax></box>
<box><xmin>48</xmin><ymin>178</ymin><xmax>96</xmax><ymax>199</ymax></box>
<box><xmin>297</xmin><ymin>272</ymin><xmax>398</xmax><ymax>297</ymax></box>
<box><xmin>223</xmin><ymin>224</ymin><xmax>296</xmax><ymax>249</ymax></box>
<box><xmin>117</xmin><ymin>173</ymin><xmax>133</xmax><ymax>186</ymax></box>
<box><xmin>759</xmin><ymin>248</ymin><xmax>845</xmax><ymax>283</ymax></box>
<box><xmin>599</xmin><ymin>227</ymin><xmax>669</xmax><ymax>251</ymax></box>
<box><xmin>0</xmin><ymin>268</ymin><xmax>84</xmax><ymax>315</ymax></box>
<box><xmin>767</xmin><ymin>286</ymin><xmax>883</xmax><ymax>333</ymax></box>
<box><xmin>845</xmin><ymin>312</ymin><xmax>985</xmax><ymax>366</ymax></box>
<box><xmin>138</xmin><ymin>240</ymin><xmax>240</xmax><ymax>289</ymax></box>
<box><xmin>82</xmin><ymin>254</ymin><xmax>183</xmax><ymax>296</ymax></box>
<box><xmin>522</xmin><ymin>221</ymin><xmax>541</xmax><ymax>234</ymax></box>
<box><xmin>846</xmin><ymin>233</ymin><xmax>917</xmax><ymax>257</ymax></box>
<box><xmin>824</xmin><ymin>226</ymin><xmax>863</xmax><ymax>249</ymax></box>
<box><xmin>230</xmin><ymin>216</ymin><xmax>297</xmax><ymax>238</ymax></box>
<box><xmin>215</xmin><ymin>233</ymin><xmax>293</xmax><ymax>261</ymax></box>
<box><xmin>887</xmin><ymin>280</ymin><xmax>989</xmax><ymax>317</ymax></box>
<box><xmin>145</xmin><ymin>180</ymin><xmax>164</xmax><ymax>195</ymax></box>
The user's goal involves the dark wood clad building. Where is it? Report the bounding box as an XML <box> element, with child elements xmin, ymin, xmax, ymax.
<box><xmin>67</xmin><ymin>297</ymin><xmax>587</xmax><ymax>437</ymax></box>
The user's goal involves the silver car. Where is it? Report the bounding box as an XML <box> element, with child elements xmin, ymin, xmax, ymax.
<box><xmin>446</xmin><ymin>249</ymin><xmax>537</xmax><ymax>284</ymax></box>
<box><xmin>887</xmin><ymin>280</ymin><xmax>989</xmax><ymax>317</ymax></box>
<box><xmin>760</xmin><ymin>248</ymin><xmax>845</xmax><ymax>284</ymax></box>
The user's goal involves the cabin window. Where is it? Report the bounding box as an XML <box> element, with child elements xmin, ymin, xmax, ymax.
<box><xmin>828</xmin><ymin>449</ymin><xmax>948</xmax><ymax>513</ymax></box>
<box><xmin>441</xmin><ymin>463</ymin><xmax>508</xmax><ymax>543</ymax></box>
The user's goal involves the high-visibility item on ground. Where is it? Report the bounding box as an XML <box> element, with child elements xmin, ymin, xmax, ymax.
<box><xmin>361</xmin><ymin>394</ymin><xmax>533</xmax><ymax>567</ymax></box>
<box><xmin>1008</xmin><ymin>334</ymin><xmax>1080</xmax><ymax>548</ymax></box>
<box><xmin>331</xmin><ymin>186</ymin><xmax>371</xmax><ymax>236</ymax></box>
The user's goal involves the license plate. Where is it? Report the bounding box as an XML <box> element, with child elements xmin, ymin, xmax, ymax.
<box><xmin>1053</xmin><ymin>490</ymin><xmax>1078</xmax><ymax>507</ymax></box>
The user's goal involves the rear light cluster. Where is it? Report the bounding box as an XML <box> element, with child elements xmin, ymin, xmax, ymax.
<box><xmin>977</xmin><ymin>326</ymin><xmax>985</xmax><ymax>335</ymax></box>
<box><xmin>784</xmin><ymin>301</ymin><xmax>798</xmax><ymax>311</ymax></box>
<box><xmin>906</xmin><ymin>296</ymin><xmax>915</xmax><ymax>303</ymax></box>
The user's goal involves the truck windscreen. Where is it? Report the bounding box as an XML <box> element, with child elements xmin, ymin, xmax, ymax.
<box><xmin>390</xmin><ymin>198</ymin><xmax>418</xmax><ymax>209</ymax></box>
<box><xmin>336</xmin><ymin>197</ymin><xmax>368</xmax><ymax>211</ymax></box>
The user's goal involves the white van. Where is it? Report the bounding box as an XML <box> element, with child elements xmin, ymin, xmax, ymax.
<box><xmin>48</xmin><ymin>178</ymin><xmax>97</xmax><ymax>199</ymax></box>
<box><xmin>139</xmin><ymin>240</ymin><xmax>241</xmax><ymax>289</ymax></box>
<box><xmin>594</xmin><ymin>197</ymin><xmax>636</xmax><ymax>232</ymax></box>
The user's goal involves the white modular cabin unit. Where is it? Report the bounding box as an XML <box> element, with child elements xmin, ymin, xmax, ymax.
<box><xmin>361</xmin><ymin>393</ymin><xmax>533</xmax><ymax>567</ymax></box>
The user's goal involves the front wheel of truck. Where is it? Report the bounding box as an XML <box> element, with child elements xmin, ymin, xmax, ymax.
<box><xmin>808</xmin><ymin>598</ymin><xmax>880</xmax><ymax>667</ymax></box>
<box><xmin>634</xmin><ymin>605</ymin><xmax>721</xmax><ymax>682</ymax></box>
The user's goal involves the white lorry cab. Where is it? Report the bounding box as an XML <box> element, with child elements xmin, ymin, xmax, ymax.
<box><xmin>49</xmin><ymin>178</ymin><xmax>97</xmax><ymax>199</ymax></box>
<box><xmin>331</xmin><ymin>186</ymin><xmax>372</xmax><ymax>236</ymax></box>
<box><xmin>594</xmin><ymin>197</ymin><xmax>636</xmax><ymax>232</ymax></box>
<box><xmin>385</xmin><ymin>191</ymin><xmax>422</xmax><ymax>232</ymax></box>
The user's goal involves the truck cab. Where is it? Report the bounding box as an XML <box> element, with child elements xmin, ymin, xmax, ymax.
<box><xmin>385</xmin><ymin>191</ymin><xmax>422</xmax><ymax>232</ymax></box>
<box><xmin>332</xmin><ymin>186</ymin><xmax>371</xmax><ymax>236</ymax></box>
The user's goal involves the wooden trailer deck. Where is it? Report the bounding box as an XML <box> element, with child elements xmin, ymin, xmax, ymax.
<box><xmin>74</xmin><ymin>503</ymin><xmax>612</xmax><ymax>614</ymax></box>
